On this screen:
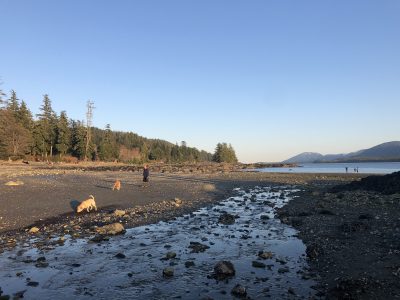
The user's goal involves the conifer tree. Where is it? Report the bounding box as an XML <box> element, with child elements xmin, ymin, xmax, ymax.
<box><xmin>55</xmin><ymin>111</ymin><xmax>71</xmax><ymax>157</ymax></box>
<box><xmin>36</xmin><ymin>94</ymin><xmax>58</xmax><ymax>159</ymax></box>
<box><xmin>212</xmin><ymin>142</ymin><xmax>238</xmax><ymax>163</ymax></box>
<box><xmin>70</xmin><ymin>120</ymin><xmax>86</xmax><ymax>159</ymax></box>
<box><xmin>7</xmin><ymin>90</ymin><xmax>19</xmax><ymax>117</ymax></box>
<box><xmin>98</xmin><ymin>124</ymin><xmax>118</xmax><ymax>161</ymax></box>
<box><xmin>17</xmin><ymin>100</ymin><xmax>34</xmax><ymax>131</ymax></box>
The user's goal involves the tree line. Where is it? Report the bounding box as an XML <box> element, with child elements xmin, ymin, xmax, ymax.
<box><xmin>0</xmin><ymin>89</ymin><xmax>238</xmax><ymax>163</ymax></box>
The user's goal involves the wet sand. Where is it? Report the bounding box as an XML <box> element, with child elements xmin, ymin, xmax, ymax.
<box><xmin>0</xmin><ymin>163</ymin><xmax>361</xmax><ymax>234</ymax></box>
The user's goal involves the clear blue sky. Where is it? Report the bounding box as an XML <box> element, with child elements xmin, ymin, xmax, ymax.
<box><xmin>1</xmin><ymin>0</ymin><xmax>399</xmax><ymax>163</ymax></box>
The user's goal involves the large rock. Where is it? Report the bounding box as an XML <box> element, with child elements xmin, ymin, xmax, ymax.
<box><xmin>95</xmin><ymin>223</ymin><xmax>125</xmax><ymax>235</ymax></box>
<box><xmin>214</xmin><ymin>261</ymin><xmax>236</xmax><ymax>279</ymax></box>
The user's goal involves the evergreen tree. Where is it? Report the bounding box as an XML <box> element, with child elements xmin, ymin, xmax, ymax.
<box><xmin>55</xmin><ymin>111</ymin><xmax>71</xmax><ymax>157</ymax></box>
<box><xmin>171</xmin><ymin>143</ymin><xmax>182</xmax><ymax>162</ymax></box>
<box><xmin>7</xmin><ymin>90</ymin><xmax>19</xmax><ymax>118</ymax></box>
<box><xmin>0</xmin><ymin>110</ymin><xmax>31</xmax><ymax>158</ymax></box>
<box><xmin>70</xmin><ymin>120</ymin><xmax>86</xmax><ymax>159</ymax></box>
<box><xmin>98</xmin><ymin>124</ymin><xmax>118</xmax><ymax>161</ymax></box>
<box><xmin>212</xmin><ymin>142</ymin><xmax>238</xmax><ymax>163</ymax></box>
<box><xmin>17</xmin><ymin>100</ymin><xmax>34</xmax><ymax>131</ymax></box>
<box><xmin>36</xmin><ymin>94</ymin><xmax>58</xmax><ymax>159</ymax></box>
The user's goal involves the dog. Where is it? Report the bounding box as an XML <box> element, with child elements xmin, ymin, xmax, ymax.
<box><xmin>112</xmin><ymin>180</ymin><xmax>121</xmax><ymax>191</ymax></box>
<box><xmin>76</xmin><ymin>195</ymin><xmax>97</xmax><ymax>213</ymax></box>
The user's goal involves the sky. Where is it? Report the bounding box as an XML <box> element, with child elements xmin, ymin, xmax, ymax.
<box><xmin>0</xmin><ymin>0</ymin><xmax>399</xmax><ymax>163</ymax></box>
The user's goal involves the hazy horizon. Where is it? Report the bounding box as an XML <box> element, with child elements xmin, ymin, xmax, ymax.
<box><xmin>1</xmin><ymin>1</ymin><xmax>399</xmax><ymax>163</ymax></box>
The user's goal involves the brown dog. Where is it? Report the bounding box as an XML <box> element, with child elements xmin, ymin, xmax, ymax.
<box><xmin>112</xmin><ymin>180</ymin><xmax>121</xmax><ymax>191</ymax></box>
<box><xmin>76</xmin><ymin>195</ymin><xmax>97</xmax><ymax>213</ymax></box>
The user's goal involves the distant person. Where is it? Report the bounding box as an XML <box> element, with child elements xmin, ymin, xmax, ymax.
<box><xmin>345</xmin><ymin>167</ymin><xmax>348</xmax><ymax>173</ymax></box>
<box><xmin>143</xmin><ymin>164</ymin><xmax>150</xmax><ymax>182</ymax></box>
<box><xmin>356</xmin><ymin>167</ymin><xmax>359</xmax><ymax>173</ymax></box>
<box><xmin>354</xmin><ymin>168</ymin><xmax>357</xmax><ymax>173</ymax></box>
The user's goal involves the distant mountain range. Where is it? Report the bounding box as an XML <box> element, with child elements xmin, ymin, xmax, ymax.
<box><xmin>283</xmin><ymin>141</ymin><xmax>400</xmax><ymax>163</ymax></box>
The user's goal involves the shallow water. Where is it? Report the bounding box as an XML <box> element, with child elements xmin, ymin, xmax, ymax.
<box><xmin>0</xmin><ymin>187</ymin><xmax>316</xmax><ymax>299</ymax></box>
<box><xmin>256</xmin><ymin>161</ymin><xmax>400</xmax><ymax>174</ymax></box>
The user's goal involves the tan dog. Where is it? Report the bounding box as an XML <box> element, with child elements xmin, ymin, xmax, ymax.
<box><xmin>76</xmin><ymin>195</ymin><xmax>97</xmax><ymax>213</ymax></box>
<box><xmin>112</xmin><ymin>180</ymin><xmax>121</xmax><ymax>191</ymax></box>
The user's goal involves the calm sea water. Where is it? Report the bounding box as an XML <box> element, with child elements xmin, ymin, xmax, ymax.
<box><xmin>256</xmin><ymin>162</ymin><xmax>400</xmax><ymax>174</ymax></box>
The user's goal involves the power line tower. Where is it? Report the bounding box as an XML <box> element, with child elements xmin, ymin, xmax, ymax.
<box><xmin>85</xmin><ymin>100</ymin><xmax>95</xmax><ymax>161</ymax></box>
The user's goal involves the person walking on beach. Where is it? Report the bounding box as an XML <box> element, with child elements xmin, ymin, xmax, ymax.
<box><xmin>143</xmin><ymin>164</ymin><xmax>150</xmax><ymax>182</ymax></box>
<box><xmin>345</xmin><ymin>167</ymin><xmax>348</xmax><ymax>173</ymax></box>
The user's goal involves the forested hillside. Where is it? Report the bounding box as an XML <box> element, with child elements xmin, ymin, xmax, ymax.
<box><xmin>0</xmin><ymin>90</ymin><xmax>213</xmax><ymax>162</ymax></box>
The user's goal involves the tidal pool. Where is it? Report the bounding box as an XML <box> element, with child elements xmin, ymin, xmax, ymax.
<box><xmin>0</xmin><ymin>186</ymin><xmax>317</xmax><ymax>299</ymax></box>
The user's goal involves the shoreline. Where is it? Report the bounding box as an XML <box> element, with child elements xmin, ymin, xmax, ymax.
<box><xmin>3</xmin><ymin>164</ymin><xmax>397</xmax><ymax>298</ymax></box>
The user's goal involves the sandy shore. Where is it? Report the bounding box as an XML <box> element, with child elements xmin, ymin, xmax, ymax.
<box><xmin>3</xmin><ymin>163</ymin><xmax>398</xmax><ymax>298</ymax></box>
<box><xmin>0</xmin><ymin>163</ymin><xmax>361</xmax><ymax>234</ymax></box>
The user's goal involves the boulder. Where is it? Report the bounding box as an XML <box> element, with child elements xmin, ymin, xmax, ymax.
<box><xmin>95</xmin><ymin>223</ymin><xmax>125</xmax><ymax>235</ymax></box>
<box><xmin>214</xmin><ymin>261</ymin><xmax>235</xmax><ymax>279</ymax></box>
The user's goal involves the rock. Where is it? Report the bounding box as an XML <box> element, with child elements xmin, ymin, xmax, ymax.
<box><xmin>163</xmin><ymin>267</ymin><xmax>174</xmax><ymax>277</ymax></box>
<box><xmin>35</xmin><ymin>261</ymin><xmax>49</xmax><ymax>268</ymax></box>
<box><xmin>258</xmin><ymin>251</ymin><xmax>274</xmax><ymax>259</ymax></box>
<box><xmin>95</xmin><ymin>223</ymin><xmax>125</xmax><ymax>235</ymax></box>
<box><xmin>89</xmin><ymin>235</ymin><xmax>110</xmax><ymax>243</ymax></box>
<box><xmin>185</xmin><ymin>261</ymin><xmax>195</xmax><ymax>268</ymax></box>
<box><xmin>115</xmin><ymin>253</ymin><xmax>126</xmax><ymax>259</ymax></box>
<box><xmin>214</xmin><ymin>261</ymin><xmax>236</xmax><ymax>279</ymax></box>
<box><xmin>29</xmin><ymin>227</ymin><xmax>39</xmax><ymax>234</ymax></box>
<box><xmin>27</xmin><ymin>281</ymin><xmax>39</xmax><ymax>287</ymax></box>
<box><xmin>188</xmin><ymin>242</ymin><xmax>210</xmax><ymax>253</ymax></box>
<box><xmin>288</xmin><ymin>287</ymin><xmax>296</xmax><ymax>295</ymax></box>
<box><xmin>218</xmin><ymin>213</ymin><xmax>236</xmax><ymax>225</ymax></box>
<box><xmin>13</xmin><ymin>290</ymin><xmax>26</xmax><ymax>298</ymax></box>
<box><xmin>260</xmin><ymin>214</ymin><xmax>270</xmax><ymax>220</ymax></box>
<box><xmin>165</xmin><ymin>252</ymin><xmax>176</xmax><ymax>259</ymax></box>
<box><xmin>231</xmin><ymin>284</ymin><xmax>247</xmax><ymax>297</ymax></box>
<box><xmin>5</xmin><ymin>180</ymin><xmax>24</xmax><ymax>186</ymax></box>
<box><xmin>278</xmin><ymin>267</ymin><xmax>289</xmax><ymax>273</ymax></box>
<box><xmin>113</xmin><ymin>209</ymin><xmax>126</xmax><ymax>217</ymax></box>
<box><xmin>174</xmin><ymin>198</ymin><xmax>182</xmax><ymax>205</ymax></box>
<box><xmin>252</xmin><ymin>261</ymin><xmax>266</xmax><ymax>268</ymax></box>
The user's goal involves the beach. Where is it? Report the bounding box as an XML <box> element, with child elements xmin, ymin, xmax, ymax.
<box><xmin>1</xmin><ymin>162</ymin><xmax>398</xmax><ymax>299</ymax></box>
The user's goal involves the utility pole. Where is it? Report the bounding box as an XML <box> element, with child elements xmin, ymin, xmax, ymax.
<box><xmin>85</xmin><ymin>100</ymin><xmax>95</xmax><ymax>161</ymax></box>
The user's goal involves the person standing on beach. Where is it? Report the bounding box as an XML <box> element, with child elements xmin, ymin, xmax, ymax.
<box><xmin>345</xmin><ymin>167</ymin><xmax>348</xmax><ymax>173</ymax></box>
<box><xmin>143</xmin><ymin>164</ymin><xmax>150</xmax><ymax>182</ymax></box>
